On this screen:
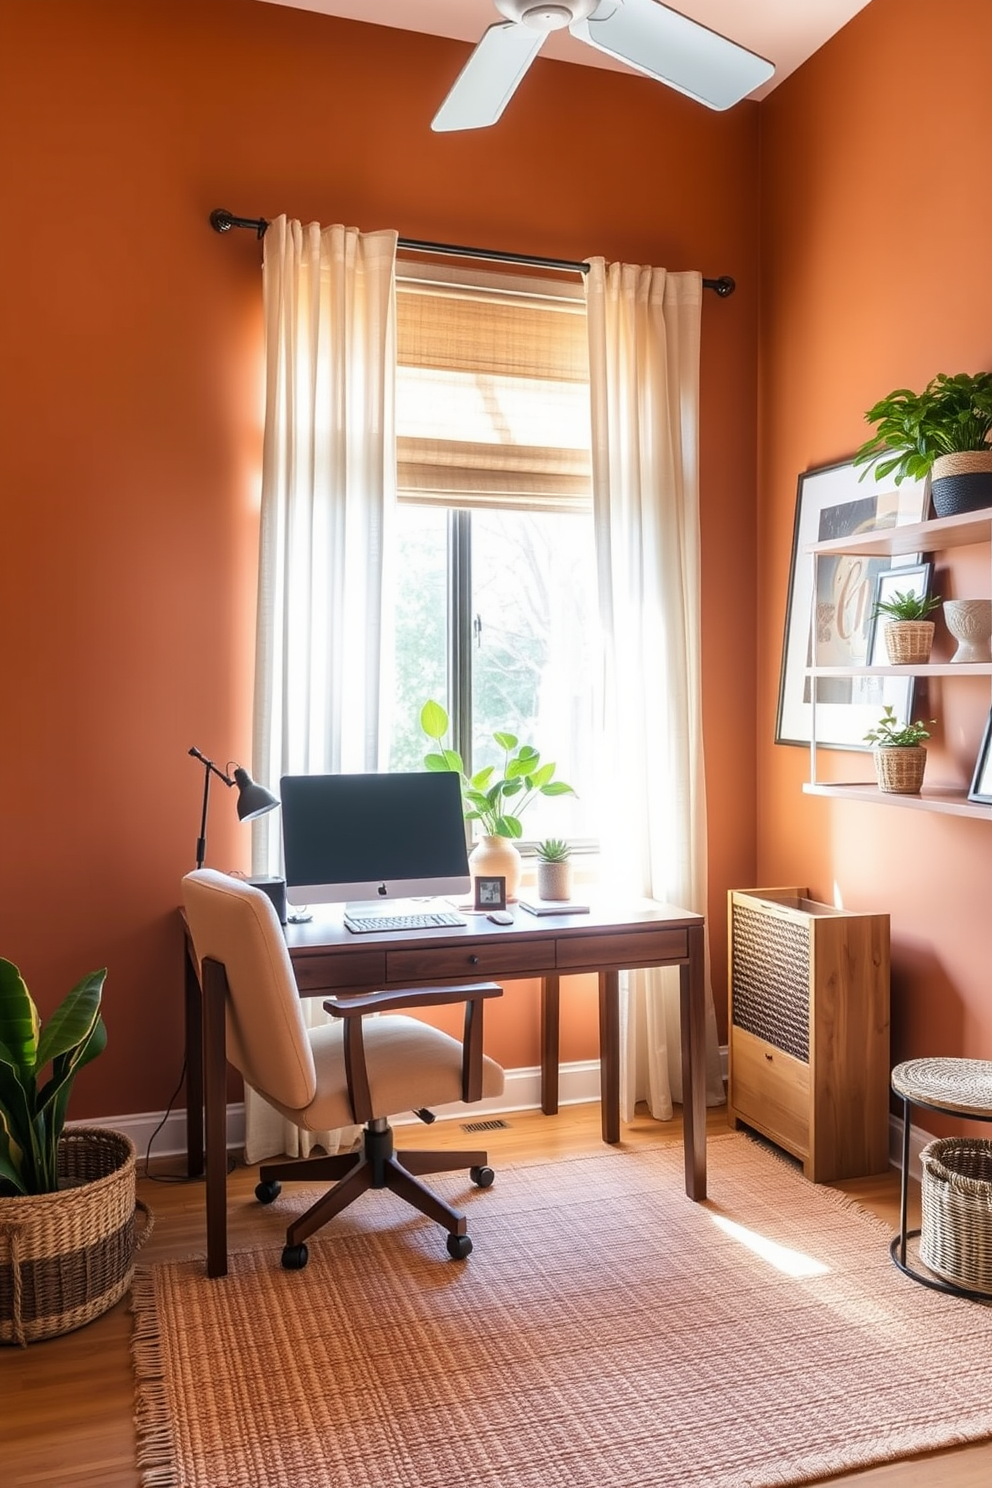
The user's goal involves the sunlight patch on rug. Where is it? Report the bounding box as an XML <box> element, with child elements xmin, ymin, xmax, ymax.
<box><xmin>131</xmin><ymin>1133</ymin><xmax>992</xmax><ymax>1488</ymax></box>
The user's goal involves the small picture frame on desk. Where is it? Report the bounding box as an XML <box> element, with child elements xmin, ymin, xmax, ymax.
<box><xmin>473</xmin><ymin>876</ymin><xmax>507</xmax><ymax>912</ymax></box>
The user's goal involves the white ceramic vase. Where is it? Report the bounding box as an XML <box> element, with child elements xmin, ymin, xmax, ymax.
<box><xmin>942</xmin><ymin>600</ymin><xmax>992</xmax><ymax>663</ymax></box>
<box><xmin>468</xmin><ymin>834</ymin><xmax>522</xmax><ymax>902</ymax></box>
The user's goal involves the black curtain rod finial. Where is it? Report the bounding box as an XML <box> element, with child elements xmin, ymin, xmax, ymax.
<box><xmin>210</xmin><ymin>208</ymin><xmax>268</xmax><ymax>239</ymax></box>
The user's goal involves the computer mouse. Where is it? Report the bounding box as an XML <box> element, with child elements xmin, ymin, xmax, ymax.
<box><xmin>486</xmin><ymin>911</ymin><xmax>514</xmax><ymax>925</ymax></box>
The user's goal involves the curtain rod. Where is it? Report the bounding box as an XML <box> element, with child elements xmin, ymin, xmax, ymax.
<box><xmin>208</xmin><ymin>209</ymin><xmax>736</xmax><ymax>298</ymax></box>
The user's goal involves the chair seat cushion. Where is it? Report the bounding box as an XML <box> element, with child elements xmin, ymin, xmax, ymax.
<box><xmin>268</xmin><ymin>1014</ymin><xmax>505</xmax><ymax>1133</ymax></box>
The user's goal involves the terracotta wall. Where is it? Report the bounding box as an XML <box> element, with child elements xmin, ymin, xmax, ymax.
<box><xmin>758</xmin><ymin>0</ymin><xmax>992</xmax><ymax>1130</ymax></box>
<box><xmin>1</xmin><ymin>0</ymin><xmax>759</xmax><ymax>1120</ymax></box>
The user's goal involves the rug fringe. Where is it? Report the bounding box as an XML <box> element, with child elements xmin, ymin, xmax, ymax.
<box><xmin>737</xmin><ymin>1131</ymin><xmax>894</xmax><ymax>1236</ymax></box>
<box><xmin>130</xmin><ymin>1265</ymin><xmax>182</xmax><ymax>1488</ymax></box>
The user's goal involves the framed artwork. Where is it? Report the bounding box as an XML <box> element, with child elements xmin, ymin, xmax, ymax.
<box><xmin>866</xmin><ymin>561</ymin><xmax>933</xmax><ymax>665</ymax></box>
<box><xmin>775</xmin><ymin>459</ymin><xmax>929</xmax><ymax>749</ymax></box>
<box><xmin>968</xmin><ymin>709</ymin><xmax>992</xmax><ymax>805</ymax></box>
<box><xmin>473</xmin><ymin>875</ymin><xmax>507</xmax><ymax>911</ymax></box>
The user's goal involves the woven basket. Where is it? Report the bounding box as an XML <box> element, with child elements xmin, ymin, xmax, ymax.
<box><xmin>919</xmin><ymin>1137</ymin><xmax>992</xmax><ymax>1296</ymax></box>
<box><xmin>883</xmin><ymin>620</ymin><xmax>934</xmax><ymax>665</ymax></box>
<box><xmin>873</xmin><ymin>746</ymin><xmax>926</xmax><ymax>794</ymax></box>
<box><xmin>0</xmin><ymin>1127</ymin><xmax>152</xmax><ymax>1346</ymax></box>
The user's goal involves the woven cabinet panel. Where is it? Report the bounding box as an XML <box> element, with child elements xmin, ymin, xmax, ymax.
<box><xmin>731</xmin><ymin>904</ymin><xmax>810</xmax><ymax>1062</ymax></box>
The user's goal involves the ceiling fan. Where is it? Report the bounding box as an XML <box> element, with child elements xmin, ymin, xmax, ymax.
<box><xmin>431</xmin><ymin>0</ymin><xmax>775</xmax><ymax>132</ymax></box>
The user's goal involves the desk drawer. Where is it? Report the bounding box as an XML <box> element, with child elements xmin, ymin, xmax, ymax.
<box><xmin>293</xmin><ymin>951</ymin><xmax>387</xmax><ymax>994</ymax></box>
<box><xmin>387</xmin><ymin>938</ymin><xmax>556</xmax><ymax>984</ymax></box>
<box><xmin>556</xmin><ymin>928</ymin><xmax>688</xmax><ymax>971</ymax></box>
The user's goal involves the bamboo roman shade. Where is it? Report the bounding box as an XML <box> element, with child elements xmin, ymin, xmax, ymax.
<box><xmin>395</xmin><ymin>261</ymin><xmax>592</xmax><ymax>513</ymax></box>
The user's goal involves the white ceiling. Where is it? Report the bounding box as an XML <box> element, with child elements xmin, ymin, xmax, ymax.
<box><xmin>255</xmin><ymin>1</ymin><xmax>871</xmax><ymax>100</ymax></box>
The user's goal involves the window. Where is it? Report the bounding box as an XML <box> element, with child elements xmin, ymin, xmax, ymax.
<box><xmin>384</xmin><ymin>260</ymin><xmax>601</xmax><ymax>844</ymax></box>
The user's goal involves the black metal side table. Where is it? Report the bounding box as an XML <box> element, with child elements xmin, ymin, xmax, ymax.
<box><xmin>890</xmin><ymin>1057</ymin><xmax>992</xmax><ymax>1301</ymax></box>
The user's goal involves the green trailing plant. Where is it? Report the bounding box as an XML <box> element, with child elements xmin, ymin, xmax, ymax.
<box><xmin>0</xmin><ymin>958</ymin><xmax>107</xmax><ymax>1196</ymax></box>
<box><xmin>420</xmin><ymin>699</ymin><xmax>575</xmax><ymax>840</ymax></box>
<box><xmin>854</xmin><ymin>371</ymin><xmax>992</xmax><ymax>485</ymax></box>
<box><xmin>871</xmin><ymin>589</ymin><xmax>942</xmax><ymax>622</ymax></box>
<box><xmin>863</xmin><ymin>706</ymin><xmax>934</xmax><ymax>749</ymax></box>
<box><xmin>535</xmin><ymin>838</ymin><xmax>571</xmax><ymax>863</ymax></box>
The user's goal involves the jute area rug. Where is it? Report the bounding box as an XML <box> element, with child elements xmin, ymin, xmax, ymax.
<box><xmin>131</xmin><ymin>1133</ymin><xmax>992</xmax><ymax>1488</ymax></box>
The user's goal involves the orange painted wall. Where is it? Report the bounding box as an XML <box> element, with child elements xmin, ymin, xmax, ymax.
<box><xmin>758</xmin><ymin>0</ymin><xmax>992</xmax><ymax>1130</ymax></box>
<box><xmin>1</xmin><ymin>0</ymin><xmax>758</xmax><ymax>1120</ymax></box>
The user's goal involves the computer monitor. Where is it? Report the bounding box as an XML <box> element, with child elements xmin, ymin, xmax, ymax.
<box><xmin>279</xmin><ymin>771</ymin><xmax>470</xmax><ymax>907</ymax></box>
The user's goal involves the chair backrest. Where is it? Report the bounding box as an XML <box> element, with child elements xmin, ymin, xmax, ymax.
<box><xmin>182</xmin><ymin>869</ymin><xmax>317</xmax><ymax>1110</ymax></box>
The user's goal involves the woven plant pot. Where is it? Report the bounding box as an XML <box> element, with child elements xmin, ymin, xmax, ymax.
<box><xmin>873</xmin><ymin>745</ymin><xmax>926</xmax><ymax>794</ymax></box>
<box><xmin>0</xmin><ymin>1127</ymin><xmax>152</xmax><ymax>1346</ymax></box>
<box><xmin>931</xmin><ymin>450</ymin><xmax>992</xmax><ymax>518</ymax></box>
<box><xmin>883</xmin><ymin>620</ymin><xmax>934</xmax><ymax>665</ymax></box>
<box><xmin>919</xmin><ymin>1137</ymin><xmax>992</xmax><ymax>1297</ymax></box>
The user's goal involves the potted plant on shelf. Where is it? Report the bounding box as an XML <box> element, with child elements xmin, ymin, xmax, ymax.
<box><xmin>535</xmin><ymin>839</ymin><xmax>574</xmax><ymax>902</ymax></box>
<box><xmin>853</xmin><ymin>370</ymin><xmax>992</xmax><ymax>517</ymax></box>
<box><xmin>870</xmin><ymin>588</ymin><xmax>942</xmax><ymax>665</ymax></box>
<box><xmin>0</xmin><ymin>959</ymin><xmax>147</xmax><ymax>1345</ymax></box>
<box><xmin>863</xmin><ymin>706</ymin><xmax>934</xmax><ymax>796</ymax></box>
<box><xmin>420</xmin><ymin>699</ymin><xmax>575</xmax><ymax>901</ymax></box>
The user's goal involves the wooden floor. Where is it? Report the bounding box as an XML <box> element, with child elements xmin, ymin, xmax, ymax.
<box><xmin>1</xmin><ymin>1103</ymin><xmax>990</xmax><ymax>1487</ymax></box>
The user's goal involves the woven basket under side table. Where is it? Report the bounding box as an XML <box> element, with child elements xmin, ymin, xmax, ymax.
<box><xmin>919</xmin><ymin>1138</ymin><xmax>992</xmax><ymax>1297</ymax></box>
<box><xmin>890</xmin><ymin>1058</ymin><xmax>992</xmax><ymax>1301</ymax></box>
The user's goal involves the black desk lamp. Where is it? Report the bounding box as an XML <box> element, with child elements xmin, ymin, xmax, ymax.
<box><xmin>189</xmin><ymin>745</ymin><xmax>279</xmax><ymax>870</ymax></box>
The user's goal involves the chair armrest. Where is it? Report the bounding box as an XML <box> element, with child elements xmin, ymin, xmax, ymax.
<box><xmin>322</xmin><ymin>982</ymin><xmax>502</xmax><ymax>1018</ymax></box>
<box><xmin>322</xmin><ymin>982</ymin><xmax>503</xmax><ymax>1121</ymax></box>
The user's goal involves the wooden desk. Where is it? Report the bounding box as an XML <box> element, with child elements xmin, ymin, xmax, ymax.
<box><xmin>183</xmin><ymin>898</ymin><xmax>707</xmax><ymax>1203</ymax></box>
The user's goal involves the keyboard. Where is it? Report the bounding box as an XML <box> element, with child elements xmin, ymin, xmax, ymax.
<box><xmin>343</xmin><ymin>910</ymin><xmax>468</xmax><ymax>935</ymax></box>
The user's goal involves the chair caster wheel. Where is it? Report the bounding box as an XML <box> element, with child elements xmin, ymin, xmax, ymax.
<box><xmin>470</xmin><ymin>1165</ymin><xmax>495</xmax><ymax>1188</ymax></box>
<box><xmin>282</xmin><ymin>1243</ymin><xmax>309</xmax><ymax>1270</ymax></box>
<box><xmin>255</xmin><ymin>1179</ymin><xmax>282</xmax><ymax>1204</ymax></box>
<box><xmin>446</xmin><ymin>1233</ymin><xmax>473</xmax><ymax>1260</ymax></box>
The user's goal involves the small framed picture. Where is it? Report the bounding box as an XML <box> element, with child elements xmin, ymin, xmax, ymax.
<box><xmin>968</xmin><ymin>708</ymin><xmax>992</xmax><ymax>805</ymax></box>
<box><xmin>473</xmin><ymin>876</ymin><xmax>507</xmax><ymax>911</ymax></box>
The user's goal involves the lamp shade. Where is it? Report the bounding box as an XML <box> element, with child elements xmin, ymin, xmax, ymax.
<box><xmin>233</xmin><ymin>767</ymin><xmax>280</xmax><ymax>822</ymax></box>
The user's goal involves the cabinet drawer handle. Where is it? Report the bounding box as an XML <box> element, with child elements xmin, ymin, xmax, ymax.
<box><xmin>469</xmin><ymin>955</ymin><xmax>480</xmax><ymax>965</ymax></box>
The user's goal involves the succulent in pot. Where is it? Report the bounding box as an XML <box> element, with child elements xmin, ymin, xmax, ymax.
<box><xmin>535</xmin><ymin>839</ymin><xmax>574</xmax><ymax>902</ymax></box>
<box><xmin>853</xmin><ymin>371</ymin><xmax>992</xmax><ymax>517</ymax></box>
<box><xmin>863</xmin><ymin>706</ymin><xmax>934</xmax><ymax>795</ymax></box>
<box><xmin>870</xmin><ymin>588</ymin><xmax>942</xmax><ymax>665</ymax></box>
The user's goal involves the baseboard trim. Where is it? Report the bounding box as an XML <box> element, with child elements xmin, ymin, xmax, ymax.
<box><xmin>72</xmin><ymin>1059</ymin><xmax>606</xmax><ymax>1162</ymax></box>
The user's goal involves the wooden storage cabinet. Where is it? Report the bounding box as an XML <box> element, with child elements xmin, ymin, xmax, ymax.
<box><xmin>727</xmin><ymin>888</ymin><xmax>891</xmax><ymax>1182</ymax></box>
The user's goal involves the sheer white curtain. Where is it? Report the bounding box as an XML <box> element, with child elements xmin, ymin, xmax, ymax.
<box><xmin>247</xmin><ymin>216</ymin><xmax>399</xmax><ymax>1163</ymax></box>
<box><xmin>585</xmin><ymin>259</ymin><xmax>724</xmax><ymax>1122</ymax></box>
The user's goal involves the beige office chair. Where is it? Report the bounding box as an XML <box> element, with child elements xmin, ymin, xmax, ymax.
<box><xmin>182</xmin><ymin>869</ymin><xmax>505</xmax><ymax>1270</ymax></box>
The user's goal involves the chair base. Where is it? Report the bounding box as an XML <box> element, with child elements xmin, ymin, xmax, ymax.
<box><xmin>258</xmin><ymin>1120</ymin><xmax>491</xmax><ymax>1256</ymax></box>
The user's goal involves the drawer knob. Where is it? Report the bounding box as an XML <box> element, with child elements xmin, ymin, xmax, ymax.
<box><xmin>764</xmin><ymin>1051</ymin><xmax>773</xmax><ymax>1062</ymax></box>
<box><xmin>469</xmin><ymin>954</ymin><xmax>480</xmax><ymax>965</ymax></box>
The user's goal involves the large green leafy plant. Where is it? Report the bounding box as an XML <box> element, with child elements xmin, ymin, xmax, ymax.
<box><xmin>854</xmin><ymin>371</ymin><xmax>992</xmax><ymax>484</ymax></box>
<box><xmin>420</xmin><ymin>699</ymin><xmax>574</xmax><ymax>839</ymax></box>
<box><xmin>0</xmin><ymin>958</ymin><xmax>107</xmax><ymax>1196</ymax></box>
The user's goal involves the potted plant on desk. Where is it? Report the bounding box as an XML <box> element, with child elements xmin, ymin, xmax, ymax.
<box><xmin>420</xmin><ymin>700</ymin><xmax>575</xmax><ymax>901</ymax></box>
<box><xmin>864</xmin><ymin>706</ymin><xmax>934</xmax><ymax>795</ymax></box>
<box><xmin>535</xmin><ymin>839</ymin><xmax>574</xmax><ymax>902</ymax></box>
<box><xmin>0</xmin><ymin>958</ymin><xmax>149</xmax><ymax>1345</ymax></box>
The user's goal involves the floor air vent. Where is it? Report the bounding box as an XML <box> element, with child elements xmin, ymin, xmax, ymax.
<box><xmin>461</xmin><ymin>1118</ymin><xmax>510</xmax><ymax>1133</ymax></box>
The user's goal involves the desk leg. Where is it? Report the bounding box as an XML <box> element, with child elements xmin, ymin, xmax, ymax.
<box><xmin>540</xmin><ymin>974</ymin><xmax>560</xmax><ymax>1115</ymax></box>
<box><xmin>202</xmin><ymin>958</ymin><xmax>228</xmax><ymax>1278</ymax></box>
<box><xmin>599</xmin><ymin>970</ymin><xmax>621</xmax><ymax>1144</ymax></box>
<box><xmin>184</xmin><ymin>941</ymin><xmax>204</xmax><ymax>1179</ymax></box>
<box><xmin>680</xmin><ymin>923</ymin><xmax>707</xmax><ymax>1200</ymax></box>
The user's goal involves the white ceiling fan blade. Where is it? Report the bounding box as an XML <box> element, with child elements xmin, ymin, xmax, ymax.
<box><xmin>572</xmin><ymin>0</ymin><xmax>775</xmax><ymax>111</ymax></box>
<box><xmin>432</xmin><ymin>21</ymin><xmax>547</xmax><ymax>132</ymax></box>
